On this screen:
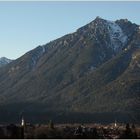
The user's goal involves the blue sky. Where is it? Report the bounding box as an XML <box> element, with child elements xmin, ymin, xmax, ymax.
<box><xmin>0</xmin><ymin>1</ymin><xmax>140</xmax><ymax>59</ymax></box>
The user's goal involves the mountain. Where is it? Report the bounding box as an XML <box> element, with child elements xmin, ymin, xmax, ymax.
<box><xmin>0</xmin><ymin>57</ymin><xmax>12</xmax><ymax>67</ymax></box>
<box><xmin>0</xmin><ymin>17</ymin><xmax>140</xmax><ymax>124</ymax></box>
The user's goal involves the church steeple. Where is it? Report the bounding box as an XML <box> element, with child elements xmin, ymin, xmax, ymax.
<box><xmin>114</xmin><ymin>120</ymin><xmax>117</xmax><ymax>127</ymax></box>
<box><xmin>21</xmin><ymin>117</ymin><xmax>25</xmax><ymax>127</ymax></box>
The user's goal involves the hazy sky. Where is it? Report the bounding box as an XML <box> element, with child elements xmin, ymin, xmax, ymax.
<box><xmin>0</xmin><ymin>1</ymin><xmax>140</xmax><ymax>59</ymax></box>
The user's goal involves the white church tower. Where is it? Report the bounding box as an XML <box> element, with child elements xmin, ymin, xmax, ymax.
<box><xmin>114</xmin><ymin>120</ymin><xmax>117</xmax><ymax>127</ymax></box>
<box><xmin>21</xmin><ymin>117</ymin><xmax>25</xmax><ymax>127</ymax></box>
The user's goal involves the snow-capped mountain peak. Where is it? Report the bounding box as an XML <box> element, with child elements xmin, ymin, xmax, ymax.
<box><xmin>87</xmin><ymin>17</ymin><xmax>128</xmax><ymax>53</ymax></box>
<box><xmin>0</xmin><ymin>57</ymin><xmax>12</xmax><ymax>67</ymax></box>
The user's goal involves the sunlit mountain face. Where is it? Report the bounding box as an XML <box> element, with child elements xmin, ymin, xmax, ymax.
<box><xmin>0</xmin><ymin>17</ymin><xmax>140</xmax><ymax>123</ymax></box>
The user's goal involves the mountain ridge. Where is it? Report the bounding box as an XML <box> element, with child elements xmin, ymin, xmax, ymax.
<box><xmin>0</xmin><ymin>17</ymin><xmax>140</xmax><ymax>123</ymax></box>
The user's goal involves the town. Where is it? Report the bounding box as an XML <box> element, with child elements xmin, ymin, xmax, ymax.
<box><xmin>0</xmin><ymin>117</ymin><xmax>139</xmax><ymax>139</ymax></box>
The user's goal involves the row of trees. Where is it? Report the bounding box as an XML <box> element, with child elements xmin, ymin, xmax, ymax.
<box><xmin>120</xmin><ymin>123</ymin><xmax>138</xmax><ymax>139</ymax></box>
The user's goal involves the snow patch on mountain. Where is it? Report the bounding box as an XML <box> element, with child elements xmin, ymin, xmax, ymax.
<box><xmin>0</xmin><ymin>57</ymin><xmax>12</xmax><ymax>67</ymax></box>
<box><xmin>42</xmin><ymin>46</ymin><xmax>46</xmax><ymax>53</ymax></box>
<box><xmin>106</xmin><ymin>20</ymin><xmax>128</xmax><ymax>51</ymax></box>
<box><xmin>30</xmin><ymin>45</ymin><xmax>47</xmax><ymax>68</ymax></box>
<box><xmin>0</xmin><ymin>57</ymin><xmax>12</xmax><ymax>63</ymax></box>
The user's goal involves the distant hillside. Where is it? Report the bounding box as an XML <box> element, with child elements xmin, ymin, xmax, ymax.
<box><xmin>0</xmin><ymin>57</ymin><xmax>12</xmax><ymax>67</ymax></box>
<box><xmin>0</xmin><ymin>17</ymin><xmax>139</xmax><ymax>123</ymax></box>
